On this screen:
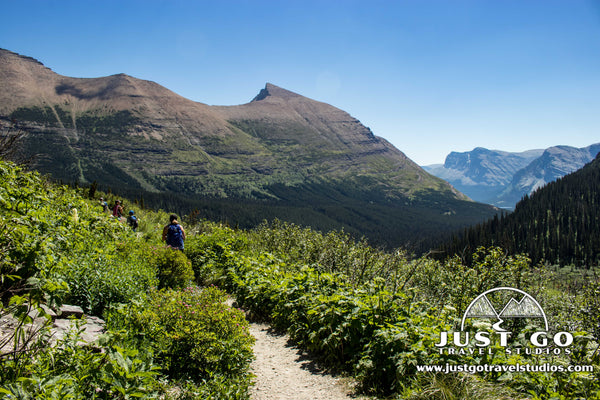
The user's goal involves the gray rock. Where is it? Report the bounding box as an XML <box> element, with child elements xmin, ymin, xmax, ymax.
<box><xmin>52</xmin><ymin>315</ymin><xmax>105</xmax><ymax>344</ymax></box>
<box><xmin>25</xmin><ymin>303</ymin><xmax>57</xmax><ymax>321</ymax></box>
<box><xmin>58</xmin><ymin>305</ymin><xmax>84</xmax><ymax>319</ymax></box>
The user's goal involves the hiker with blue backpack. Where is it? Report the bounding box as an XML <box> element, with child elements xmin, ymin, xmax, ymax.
<box><xmin>162</xmin><ymin>214</ymin><xmax>186</xmax><ymax>250</ymax></box>
<box><xmin>127</xmin><ymin>210</ymin><xmax>139</xmax><ymax>231</ymax></box>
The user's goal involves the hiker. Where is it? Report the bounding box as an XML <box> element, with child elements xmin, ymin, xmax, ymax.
<box><xmin>100</xmin><ymin>197</ymin><xmax>109</xmax><ymax>213</ymax></box>
<box><xmin>112</xmin><ymin>200</ymin><xmax>123</xmax><ymax>219</ymax></box>
<box><xmin>127</xmin><ymin>210</ymin><xmax>139</xmax><ymax>231</ymax></box>
<box><xmin>162</xmin><ymin>214</ymin><xmax>186</xmax><ymax>250</ymax></box>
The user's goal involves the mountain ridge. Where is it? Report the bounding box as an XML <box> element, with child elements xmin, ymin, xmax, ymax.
<box><xmin>0</xmin><ymin>47</ymin><xmax>497</xmax><ymax>248</ymax></box>
<box><xmin>424</xmin><ymin>144</ymin><xmax>600</xmax><ymax>208</ymax></box>
<box><xmin>0</xmin><ymin>46</ymin><xmax>448</xmax><ymax>200</ymax></box>
<box><xmin>440</xmin><ymin>152</ymin><xmax>600</xmax><ymax>266</ymax></box>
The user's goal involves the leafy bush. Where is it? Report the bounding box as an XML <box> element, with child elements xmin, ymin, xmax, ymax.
<box><xmin>59</xmin><ymin>240</ymin><xmax>158</xmax><ymax>315</ymax></box>
<box><xmin>355</xmin><ymin>308</ymin><xmax>458</xmax><ymax>395</ymax></box>
<box><xmin>248</xmin><ymin>220</ymin><xmax>409</xmax><ymax>287</ymax></box>
<box><xmin>108</xmin><ymin>286</ymin><xmax>254</xmax><ymax>383</ymax></box>
<box><xmin>0</xmin><ymin>159</ymin><xmax>159</xmax><ymax>315</ymax></box>
<box><xmin>164</xmin><ymin>374</ymin><xmax>254</xmax><ymax>400</ymax></box>
<box><xmin>151</xmin><ymin>247</ymin><xmax>194</xmax><ymax>289</ymax></box>
<box><xmin>184</xmin><ymin>224</ymin><xmax>247</xmax><ymax>286</ymax></box>
<box><xmin>222</xmin><ymin>253</ymin><xmax>458</xmax><ymax>393</ymax></box>
<box><xmin>198</xmin><ymin>228</ymin><xmax>600</xmax><ymax>398</ymax></box>
<box><xmin>402</xmin><ymin>372</ymin><xmax>521</xmax><ymax>400</ymax></box>
<box><xmin>579</xmin><ymin>280</ymin><xmax>600</xmax><ymax>345</ymax></box>
<box><xmin>0</xmin><ymin>323</ymin><xmax>163</xmax><ymax>399</ymax></box>
<box><xmin>409</xmin><ymin>247</ymin><xmax>533</xmax><ymax>315</ymax></box>
<box><xmin>1</xmin><ymin>161</ymin><xmax>256</xmax><ymax>398</ymax></box>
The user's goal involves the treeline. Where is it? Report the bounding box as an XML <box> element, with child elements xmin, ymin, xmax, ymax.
<box><xmin>96</xmin><ymin>178</ymin><xmax>495</xmax><ymax>253</ymax></box>
<box><xmin>440</xmin><ymin>152</ymin><xmax>600</xmax><ymax>266</ymax></box>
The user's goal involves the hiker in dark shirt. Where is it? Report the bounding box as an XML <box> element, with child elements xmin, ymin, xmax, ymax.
<box><xmin>162</xmin><ymin>214</ymin><xmax>186</xmax><ymax>250</ymax></box>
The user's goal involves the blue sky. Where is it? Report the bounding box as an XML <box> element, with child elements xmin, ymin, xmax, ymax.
<box><xmin>1</xmin><ymin>0</ymin><xmax>599</xmax><ymax>165</ymax></box>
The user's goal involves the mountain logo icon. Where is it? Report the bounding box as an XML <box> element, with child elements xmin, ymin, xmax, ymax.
<box><xmin>460</xmin><ymin>287</ymin><xmax>548</xmax><ymax>332</ymax></box>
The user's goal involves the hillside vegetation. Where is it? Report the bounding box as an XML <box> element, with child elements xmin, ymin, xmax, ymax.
<box><xmin>1</xmin><ymin>159</ymin><xmax>599</xmax><ymax>399</ymax></box>
<box><xmin>0</xmin><ymin>160</ymin><xmax>253</xmax><ymax>398</ymax></box>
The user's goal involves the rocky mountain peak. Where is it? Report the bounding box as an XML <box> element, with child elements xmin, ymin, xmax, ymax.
<box><xmin>0</xmin><ymin>48</ymin><xmax>46</xmax><ymax>68</ymax></box>
<box><xmin>251</xmin><ymin>83</ymin><xmax>303</xmax><ymax>102</ymax></box>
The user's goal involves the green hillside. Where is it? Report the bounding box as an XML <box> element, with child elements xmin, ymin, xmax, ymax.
<box><xmin>2</xmin><ymin>158</ymin><xmax>599</xmax><ymax>399</ymax></box>
<box><xmin>6</xmin><ymin>106</ymin><xmax>498</xmax><ymax>250</ymax></box>
<box><xmin>0</xmin><ymin>160</ymin><xmax>254</xmax><ymax>398</ymax></box>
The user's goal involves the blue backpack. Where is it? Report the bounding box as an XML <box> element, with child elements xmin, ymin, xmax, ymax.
<box><xmin>128</xmin><ymin>215</ymin><xmax>138</xmax><ymax>229</ymax></box>
<box><xmin>166</xmin><ymin>224</ymin><xmax>184</xmax><ymax>249</ymax></box>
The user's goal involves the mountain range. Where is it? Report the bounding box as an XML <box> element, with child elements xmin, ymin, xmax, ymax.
<box><xmin>0</xmin><ymin>48</ymin><xmax>498</xmax><ymax>249</ymax></box>
<box><xmin>439</xmin><ymin>151</ymin><xmax>600</xmax><ymax>266</ymax></box>
<box><xmin>424</xmin><ymin>144</ymin><xmax>600</xmax><ymax>208</ymax></box>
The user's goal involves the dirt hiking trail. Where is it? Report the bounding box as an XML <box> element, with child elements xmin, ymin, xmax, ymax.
<box><xmin>249</xmin><ymin>322</ymin><xmax>369</xmax><ymax>400</ymax></box>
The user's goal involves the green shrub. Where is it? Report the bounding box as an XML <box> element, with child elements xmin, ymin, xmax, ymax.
<box><xmin>60</xmin><ymin>241</ymin><xmax>158</xmax><ymax>315</ymax></box>
<box><xmin>152</xmin><ymin>247</ymin><xmax>194</xmax><ymax>289</ymax></box>
<box><xmin>409</xmin><ymin>247</ymin><xmax>533</xmax><ymax>315</ymax></box>
<box><xmin>225</xmin><ymin>254</ymin><xmax>460</xmax><ymax>394</ymax></box>
<box><xmin>0</xmin><ymin>162</ymin><xmax>253</xmax><ymax>398</ymax></box>
<box><xmin>109</xmin><ymin>286</ymin><xmax>254</xmax><ymax>382</ymax></box>
<box><xmin>164</xmin><ymin>374</ymin><xmax>254</xmax><ymax>400</ymax></box>
<box><xmin>248</xmin><ymin>220</ymin><xmax>409</xmax><ymax>287</ymax></box>
<box><xmin>579</xmin><ymin>281</ymin><xmax>600</xmax><ymax>344</ymax></box>
<box><xmin>0</xmin><ymin>323</ymin><xmax>163</xmax><ymax>399</ymax></box>
<box><xmin>220</xmin><ymin>240</ymin><xmax>600</xmax><ymax>398</ymax></box>
<box><xmin>0</xmin><ymin>160</ymin><xmax>160</xmax><ymax>315</ymax></box>
<box><xmin>402</xmin><ymin>372</ymin><xmax>522</xmax><ymax>400</ymax></box>
<box><xmin>355</xmin><ymin>306</ymin><xmax>458</xmax><ymax>395</ymax></box>
<box><xmin>185</xmin><ymin>225</ymin><xmax>247</xmax><ymax>286</ymax></box>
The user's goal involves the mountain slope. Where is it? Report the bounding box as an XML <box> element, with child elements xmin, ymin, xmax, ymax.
<box><xmin>440</xmin><ymin>152</ymin><xmax>600</xmax><ymax>266</ymax></box>
<box><xmin>424</xmin><ymin>144</ymin><xmax>599</xmax><ymax>208</ymax></box>
<box><xmin>423</xmin><ymin>147</ymin><xmax>543</xmax><ymax>204</ymax></box>
<box><xmin>0</xmin><ymin>48</ymin><xmax>498</xmax><ymax>249</ymax></box>
<box><xmin>495</xmin><ymin>144</ymin><xmax>600</xmax><ymax>207</ymax></box>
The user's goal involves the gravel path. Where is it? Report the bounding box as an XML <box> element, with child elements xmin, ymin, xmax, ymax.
<box><xmin>249</xmin><ymin>323</ymin><xmax>365</xmax><ymax>400</ymax></box>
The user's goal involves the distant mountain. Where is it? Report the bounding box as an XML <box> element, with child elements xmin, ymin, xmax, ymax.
<box><xmin>424</xmin><ymin>144</ymin><xmax>600</xmax><ymax>208</ymax></box>
<box><xmin>423</xmin><ymin>148</ymin><xmax>543</xmax><ymax>205</ymax></box>
<box><xmin>495</xmin><ymin>144</ymin><xmax>600</xmax><ymax>207</ymax></box>
<box><xmin>0</xmin><ymin>48</ymin><xmax>498</xmax><ymax>249</ymax></box>
<box><xmin>439</xmin><ymin>152</ymin><xmax>600</xmax><ymax>266</ymax></box>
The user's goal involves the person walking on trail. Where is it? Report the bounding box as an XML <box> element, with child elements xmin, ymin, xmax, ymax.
<box><xmin>127</xmin><ymin>210</ymin><xmax>139</xmax><ymax>231</ymax></box>
<box><xmin>162</xmin><ymin>214</ymin><xmax>186</xmax><ymax>250</ymax></box>
<box><xmin>100</xmin><ymin>197</ymin><xmax>109</xmax><ymax>213</ymax></box>
<box><xmin>112</xmin><ymin>200</ymin><xmax>123</xmax><ymax>219</ymax></box>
